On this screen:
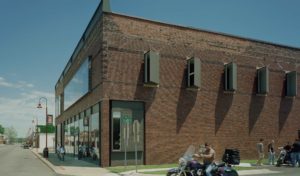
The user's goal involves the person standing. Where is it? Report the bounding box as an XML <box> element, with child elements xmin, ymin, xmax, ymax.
<box><xmin>256</xmin><ymin>138</ymin><xmax>264</xmax><ymax>166</ymax></box>
<box><xmin>291</xmin><ymin>138</ymin><xmax>300</xmax><ymax>167</ymax></box>
<box><xmin>267</xmin><ymin>140</ymin><xmax>275</xmax><ymax>165</ymax></box>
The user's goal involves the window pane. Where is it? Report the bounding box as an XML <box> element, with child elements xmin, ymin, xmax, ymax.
<box><xmin>64</xmin><ymin>58</ymin><xmax>89</xmax><ymax>110</ymax></box>
<box><xmin>111</xmin><ymin>101</ymin><xmax>144</xmax><ymax>166</ymax></box>
<box><xmin>112</xmin><ymin>116</ymin><xmax>121</xmax><ymax>151</ymax></box>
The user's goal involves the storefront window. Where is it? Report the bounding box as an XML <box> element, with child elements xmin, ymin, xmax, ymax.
<box><xmin>111</xmin><ymin>101</ymin><xmax>144</xmax><ymax>166</ymax></box>
<box><xmin>74</xmin><ymin>115</ymin><xmax>79</xmax><ymax>155</ymax></box>
<box><xmin>56</xmin><ymin>124</ymin><xmax>61</xmax><ymax>150</ymax></box>
<box><xmin>79</xmin><ymin>112</ymin><xmax>84</xmax><ymax>146</ymax></box>
<box><xmin>70</xmin><ymin>118</ymin><xmax>75</xmax><ymax>154</ymax></box>
<box><xmin>89</xmin><ymin>104</ymin><xmax>100</xmax><ymax>161</ymax></box>
<box><xmin>112</xmin><ymin>111</ymin><xmax>121</xmax><ymax>151</ymax></box>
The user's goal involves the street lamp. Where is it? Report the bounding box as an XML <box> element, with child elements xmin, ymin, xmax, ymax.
<box><xmin>37</xmin><ymin>97</ymin><xmax>48</xmax><ymax>158</ymax></box>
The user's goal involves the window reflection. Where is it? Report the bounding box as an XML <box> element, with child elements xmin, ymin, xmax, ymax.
<box><xmin>64</xmin><ymin>58</ymin><xmax>89</xmax><ymax>110</ymax></box>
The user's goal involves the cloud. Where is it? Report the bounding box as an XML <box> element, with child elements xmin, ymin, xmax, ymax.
<box><xmin>0</xmin><ymin>77</ymin><xmax>35</xmax><ymax>89</ymax></box>
<box><xmin>0</xmin><ymin>76</ymin><xmax>13</xmax><ymax>87</ymax></box>
<box><xmin>0</xmin><ymin>89</ymin><xmax>54</xmax><ymax>138</ymax></box>
<box><xmin>0</xmin><ymin>76</ymin><xmax>55</xmax><ymax>137</ymax></box>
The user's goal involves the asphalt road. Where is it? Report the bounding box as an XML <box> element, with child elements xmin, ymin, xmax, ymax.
<box><xmin>0</xmin><ymin>144</ymin><xmax>61</xmax><ymax>176</ymax></box>
<box><xmin>242</xmin><ymin>165</ymin><xmax>300</xmax><ymax>176</ymax></box>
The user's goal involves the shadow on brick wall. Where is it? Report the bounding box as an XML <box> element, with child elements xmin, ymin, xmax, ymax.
<box><xmin>215</xmin><ymin>73</ymin><xmax>233</xmax><ymax>134</ymax></box>
<box><xmin>278</xmin><ymin>79</ymin><xmax>293</xmax><ymax>134</ymax></box>
<box><xmin>249</xmin><ymin>76</ymin><xmax>265</xmax><ymax>135</ymax></box>
<box><xmin>134</xmin><ymin>63</ymin><xmax>157</xmax><ymax>108</ymax></box>
<box><xmin>176</xmin><ymin>68</ymin><xmax>197</xmax><ymax>134</ymax></box>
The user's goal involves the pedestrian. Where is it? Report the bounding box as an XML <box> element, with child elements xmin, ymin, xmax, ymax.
<box><xmin>60</xmin><ymin>145</ymin><xmax>65</xmax><ymax>161</ymax></box>
<box><xmin>291</xmin><ymin>138</ymin><xmax>300</xmax><ymax>167</ymax></box>
<box><xmin>267</xmin><ymin>140</ymin><xmax>275</xmax><ymax>165</ymax></box>
<box><xmin>256</xmin><ymin>138</ymin><xmax>264</xmax><ymax>166</ymax></box>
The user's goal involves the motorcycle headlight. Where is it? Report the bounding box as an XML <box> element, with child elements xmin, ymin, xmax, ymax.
<box><xmin>178</xmin><ymin>158</ymin><xmax>186</xmax><ymax>166</ymax></box>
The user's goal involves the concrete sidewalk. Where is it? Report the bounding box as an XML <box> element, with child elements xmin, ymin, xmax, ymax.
<box><xmin>31</xmin><ymin>149</ymin><xmax>116</xmax><ymax>176</ymax></box>
<box><xmin>119</xmin><ymin>164</ymin><xmax>279</xmax><ymax>176</ymax></box>
<box><xmin>31</xmin><ymin>149</ymin><xmax>280</xmax><ymax>176</ymax></box>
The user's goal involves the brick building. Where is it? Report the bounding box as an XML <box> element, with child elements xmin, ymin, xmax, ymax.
<box><xmin>55</xmin><ymin>0</ymin><xmax>300</xmax><ymax>167</ymax></box>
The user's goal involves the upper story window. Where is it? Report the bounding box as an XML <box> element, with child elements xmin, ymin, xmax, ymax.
<box><xmin>88</xmin><ymin>56</ymin><xmax>92</xmax><ymax>91</ymax></box>
<box><xmin>55</xmin><ymin>95</ymin><xmax>61</xmax><ymax>117</ymax></box>
<box><xmin>64</xmin><ymin>58</ymin><xmax>89</xmax><ymax>110</ymax></box>
<box><xmin>286</xmin><ymin>71</ymin><xmax>297</xmax><ymax>97</ymax></box>
<box><xmin>224</xmin><ymin>62</ymin><xmax>237</xmax><ymax>92</ymax></box>
<box><xmin>257</xmin><ymin>66</ymin><xmax>269</xmax><ymax>95</ymax></box>
<box><xmin>187</xmin><ymin>57</ymin><xmax>201</xmax><ymax>89</ymax></box>
<box><xmin>144</xmin><ymin>51</ymin><xmax>160</xmax><ymax>86</ymax></box>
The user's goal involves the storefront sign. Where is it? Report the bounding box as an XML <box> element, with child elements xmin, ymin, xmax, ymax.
<box><xmin>133</xmin><ymin>120</ymin><xmax>140</xmax><ymax>143</ymax></box>
<box><xmin>47</xmin><ymin>115</ymin><xmax>53</xmax><ymax>125</ymax></box>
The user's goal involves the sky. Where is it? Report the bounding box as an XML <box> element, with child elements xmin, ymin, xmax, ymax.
<box><xmin>0</xmin><ymin>0</ymin><xmax>299</xmax><ymax>138</ymax></box>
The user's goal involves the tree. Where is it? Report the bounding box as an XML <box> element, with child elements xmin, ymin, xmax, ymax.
<box><xmin>4</xmin><ymin>126</ymin><xmax>18</xmax><ymax>144</ymax></box>
<box><xmin>0</xmin><ymin>124</ymin><xmax>4</xmax><ymax>134</ymax></box>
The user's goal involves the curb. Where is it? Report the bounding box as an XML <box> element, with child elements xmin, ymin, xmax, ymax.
<box><xmin>30</xmin><ymin>149</ymin><xmax>62</xmax><ymax>175</ymax></box>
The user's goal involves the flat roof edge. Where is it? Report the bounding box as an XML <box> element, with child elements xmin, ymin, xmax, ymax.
<box><xmin>56</xmin><ymin>7</ymin><xmax>300</xmax><ymax>88</ymax></box>
<box><xmin>106</xmin><ymin>12</ymin><xmax>300</xmax><ymax>51</ymax></box>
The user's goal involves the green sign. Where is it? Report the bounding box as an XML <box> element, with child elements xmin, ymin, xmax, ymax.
<box><xmin>121</xmin><ymin>115</ymin><xmax>132</xmax><ymax>124</ymax></box>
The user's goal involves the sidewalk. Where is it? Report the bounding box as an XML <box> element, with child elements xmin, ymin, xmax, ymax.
<box><xmin>119</xmin><ymin>164</ymin><xmax>280</xmax><ymax>176</ymax></box>
<box><xmin>31</xmin><ymin>149</ymin><xmax>116</xmax><ymax>176</ymax></box>
<box><xmin>31</xmin><ymin>149</ymin><xmax>280</xmax><ymax>176</ymax></box>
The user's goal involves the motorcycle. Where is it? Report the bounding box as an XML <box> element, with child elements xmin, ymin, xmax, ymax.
<box><xmin>276</xmin><ymin>147</ymin><xmax>292</xmax><ymax>167</ymax></box>
<box><xmin>166</xmin><ymin>145</ymin><xmax>239</xmax><ymax>176</ymax></box>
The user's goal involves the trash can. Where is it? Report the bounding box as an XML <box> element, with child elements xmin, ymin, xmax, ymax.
<box><xmin>43</xmin><ymin>147</ymin><xmax>49</xmax><ymax>158</ymax></box>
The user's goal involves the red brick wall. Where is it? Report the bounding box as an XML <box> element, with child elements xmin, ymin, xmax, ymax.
<box><xmin>56</xmin><ymin>11</ymin><xmax>300</xmax><ymax>167</ymax></box>
<box><xmin>103</xmin><ymin>13</ymin><xmax>300</xmax><ymax>165</ymax></box>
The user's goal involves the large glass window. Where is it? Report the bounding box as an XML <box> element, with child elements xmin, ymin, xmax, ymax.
<box><xmin>64</xmin><ymin>58</ymin><xmax>89</xmax><ymax>110</ymax></box>
<box><xmin>69</xmin><ymin>118</ymin><xmax>75</xmax><ymax>154</ymax></box>
<box><xmin>56</xmin><ymin>124</ymin><xmax>61</xmax><ymax>150</ymax></box>
<box><xmin>64</xmin><ymin>120</ymin><xmax>71</xmax><ymax>153</ymax></box>
<box><xmin>111</xmin><ymin>101</ymin><xmax>144</xmax><ymax>166</ymax></box>
<box><xmin>112</xmin><ymin>111</ymin><xmax>121</xmax><ymax>151</ymax></box>
<box><xmin>79</xmin><ymin>112</ymin><xmax>84</xmax><ymax>146</ymax></box>
<box><xmin>55</xmin><ymin>95</ymin><xmax>61</xmax><ymax>117</ymax></box>
<box><xmin>89</xmin><ymin>104</ymin><xmax>100</xmax><ymax>161</ymax></box>
<box><xmin>74</xmin><ymin>115</ymin><xmax>79</xmax><ymax>155</ymax></box>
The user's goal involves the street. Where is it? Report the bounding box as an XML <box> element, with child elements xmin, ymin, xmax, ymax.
<box><xmin>0</xmin><ymin>144</ymin><xmax>61</xmax><ymax>176</ymax></box>
<box><xmin>0</xmin><ymin>144</ymin><xmax>299</xmax><ymax>176</ymax></box>
<box><xmin>240</xmin><ymin>165</ymin><xmax>299</xmax><ymax>176</ymax></box>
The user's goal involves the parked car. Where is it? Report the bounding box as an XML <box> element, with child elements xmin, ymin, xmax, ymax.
<box><xmin>22</xmin><ymin>143</ymin><xmax>30</xmax><ymax>149</ymax></box>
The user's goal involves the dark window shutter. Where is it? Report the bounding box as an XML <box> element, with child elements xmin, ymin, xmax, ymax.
<box><xmin>224</xmin><ymin>62</ymin><xmax>237</xmax><ymax>91</ymax></box>
<box><xmin>187</xmin><ymin>57</ymin><xmax>201</xmax><ymax>88</ymax></box>
<box><xmin>257</xmin><ymin>66</ymin><xmax>269</xmax><ymax>94</ymax></box>
<box><xmin>286</xmin><ymin>71</ymin><xmax>297</xmax><ymax>97</ymax></box>
<box><xmin>144</xmin><ymin>51</ymin><xmax>159</xmax><ymax>85</ymax></box>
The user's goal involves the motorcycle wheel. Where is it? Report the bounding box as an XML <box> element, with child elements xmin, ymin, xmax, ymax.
<box><xmin>228</xmin><ymin>170</ymin><xmax>239</xmax><ymax>176</ymax></box>
<box><xmin>276</xmin><ymin>159</ymin><xmax>282</xmax><ymax>167</ymax></box>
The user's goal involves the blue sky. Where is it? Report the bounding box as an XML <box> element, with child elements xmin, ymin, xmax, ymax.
<box><xmin>0</xmin><ymin>0</ymin><xmax>299</xmax><ymax>137</ymax></box>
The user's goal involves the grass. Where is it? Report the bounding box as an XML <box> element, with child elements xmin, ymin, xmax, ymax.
<box><xmin>140</xmin><ymin>170</ymin><xmax>167</xmax><ymax>175</ymax></box>
<box><xmin>237</xmin><ymin>159</ymin><xmax>269</xmax><ymax>165</ymax></box>
<box><xmin>106</xmin><ymin>164</ymin><xmax>177</xmax><ymax>173</ymax></box>
<box><xmin>105</xmin><ymin>160</ymin><xmax>266</xmax><ymax>174</ymax></box>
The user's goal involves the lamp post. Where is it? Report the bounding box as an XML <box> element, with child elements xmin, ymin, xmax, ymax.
<box><xmin>37</xmin><ymin>97</ymin><xmax>48</xmax><ymax>158</ymax></box>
